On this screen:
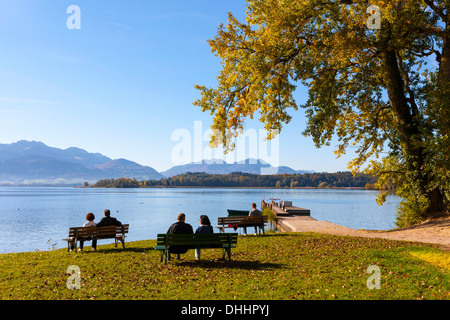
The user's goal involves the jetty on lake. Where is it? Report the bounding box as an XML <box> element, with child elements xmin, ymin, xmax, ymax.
<box><xmin>261</xmin><ymin>198</ymin><xmax>310</xmax><ymax>216</ymax></box>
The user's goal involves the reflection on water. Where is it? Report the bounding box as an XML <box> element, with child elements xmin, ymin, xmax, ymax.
<box><xmin>0</xmin><ymin>187</ymin><xmax>400</xmax><ymax>253</ymax></box>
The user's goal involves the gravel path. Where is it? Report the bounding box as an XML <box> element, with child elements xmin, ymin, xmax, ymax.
<box><xmin>276</xmin><ymin>215</ymin><xmax>450</xmax><ymax>250</ymax></box>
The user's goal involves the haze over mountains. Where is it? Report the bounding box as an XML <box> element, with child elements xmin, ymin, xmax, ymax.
<box><xmin>0</xmin><ymin>141</ymin><xmax>313</xmax><ymax>185</ymax></box>
<box><xmin>161</xmin><ymin>159</ymin><xmax>314</xmax><ymax>177</ymax></box>
<box><xmin>0</xmin><ymin>141</ymin><xmax>163</xmax><ymax>185</ymax></box>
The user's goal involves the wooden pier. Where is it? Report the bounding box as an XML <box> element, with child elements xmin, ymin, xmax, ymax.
<box><xmin>261</xmin><ymin>200</ymin><xmax>310</xmax><ymax>216</ymax></box>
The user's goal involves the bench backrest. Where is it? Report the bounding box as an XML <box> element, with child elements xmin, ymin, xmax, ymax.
<box><xmin>68</xmin><ymin>224</ymin><xmax>129</xmax><ymax>239</ymax></box>
<box><xmin>156</xmin><ymin>233</ymin><xmax>238</xmax><ymax>247</ymax></box>
<box><xmin>217</xmin><ymin>216</ymin><xmax>268</xmax><ymax>226</ymax></box>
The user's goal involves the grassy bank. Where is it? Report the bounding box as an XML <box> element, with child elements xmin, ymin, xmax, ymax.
<box><xmin>0</xmin><ymin>233</ymin><xmax>448</xmax><ymax>300</ymax></box>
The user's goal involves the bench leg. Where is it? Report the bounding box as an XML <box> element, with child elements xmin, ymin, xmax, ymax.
<box><xmin>115</xmin><ymin>237</ymin><xmax>125</xmax><ymax>249</ymax></box>
<box><xmin>158</xmin><ymin>249</ymin><xmax>169</xmax><ymax>264</ymax></box>
<box><xmin>223</xmin><ymin>247</ymin><xmax>231</xmax><ymax>261</ymax></box>
<box><xmin>260</xmin><ymin>225</ymin><xmax>265</xmax><ymax>235</ymax></box>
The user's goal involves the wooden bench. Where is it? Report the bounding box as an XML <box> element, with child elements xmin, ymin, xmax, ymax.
<box><xmin>216</xmin><ymin>216</ymin><xmax>268</xmax><ymax>235</ymax></box>
<box><xmin>154</xmin><ymin>233</ymin><xmax>238</xmax><ymax>264</ymax></box>
<box><xmin>62</xmin><ymin>224</ymin><xmax>129</xmax><ymax>251</ymax></box>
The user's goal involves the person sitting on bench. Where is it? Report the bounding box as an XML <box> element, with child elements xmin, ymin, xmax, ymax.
<box><xmin>166</xmin><ymin>213</ymin><xmax>193</xmax><ymax>260</ymax></box>
<box><xmin>96</xmin><ymin>209</ymin><xmax>122</xmax><ymax>227</ymax></box>
<box><xmin>70</xmin><ymin>212</ymin><xmax>97</xmax><ymax>251</ymax></box>
<box><xmin>195</xmin><ymin>215</ymin><xmax>213</xmax><ymax>260</ymax></box>
<box><xmin>243</xmin><ymin>202</ymin><xmax>262</xmax><ymax>235</ymax></box>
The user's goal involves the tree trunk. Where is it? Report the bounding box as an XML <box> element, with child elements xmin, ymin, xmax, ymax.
<box><xmin>427</xmin><ymin>188</ymin><xmax>445</xmax><ymax>216</ymax></box>
<box><xmin>429</xmin><ymin>8</ymin><xmax>450</xmax><ymax>216</ymax></box>
<box><xmin>381</xmin><ymin>49</ymin><xmax>445</xmax><ymax>217</ymax></box>
<box><xmin>440</xmin><ymin>11</ymin><xmax>450</xmax><ymax>85</ymax></box>
<box><xmin>381</xmin><ymin>50</ymin><xmax>423</xmax><ymax>164</ymax></box>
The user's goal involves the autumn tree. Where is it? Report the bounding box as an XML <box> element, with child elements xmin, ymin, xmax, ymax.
<box><xmin>194</xmin><ymin>0</ymin><xmax>449</xmax><ymax>226</ymax></box>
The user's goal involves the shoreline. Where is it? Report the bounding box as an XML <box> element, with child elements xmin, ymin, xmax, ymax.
<box><xmin>81</xmin><ymin>185</ymin><xmax>370</xmax><ymax>190</ymax></box>
<box><xmin>3</xmin><ymin>216</ymin><xmax>448</xmax><ymax>255</ymax></box>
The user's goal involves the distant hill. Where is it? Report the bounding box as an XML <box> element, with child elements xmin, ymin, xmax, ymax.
<box><xmin>0</xmin><ymin>141</ymin><xmax>315</xmax><ymax>185</ymax></box>
<box><xmin>0</xmin><ymin>140</ymin><xmax>110</xmax><ymax>167</ymax></box>
<box><xmin>161</xmin><ymin>158</ymin><xmax>314</xmax><ymax>177</ymax></box>
<box><xmin>0</xmin><ymin>140</ymin><xmax>163</xmax><ymax>185</ymax></box>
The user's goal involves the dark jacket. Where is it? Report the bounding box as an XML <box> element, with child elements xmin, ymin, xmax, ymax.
<box><xmin>195</xmin><ymin>225</ymin><xmax>213</xmax><ymax>234</ymax></box>
<box><xmin>249</xmin><ymin>209</ymin><xmax>262</xmax><ymax>217</ymax></box>
<box><xmin>167</xmin><ymin>221</ymin><xmax>193</xmax><ymax>254</ymax></box>
<box><xmin>96</xmin><ymin>216</ymin><xmax>122</xmax><ymax>227</ymax></box>
<box><xmin>167</xmin><ymin>221</ymin><xmax>194</xmax><ymax>234</ymax></box>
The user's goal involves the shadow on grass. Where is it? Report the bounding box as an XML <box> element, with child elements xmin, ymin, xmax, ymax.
<box><xmin>78</xmin><ymin>246</ymin><xmax>283</xmax><ymax>270</ymax></box>
<box><xmin>82</xmin><ymin>246</ymin><xmax>155</xmax><ymax>254</ymax></box>
<box><xmin>173</xmin><ymin>259</ymin><xmax>284</xmax><ymax>270</ymax></box>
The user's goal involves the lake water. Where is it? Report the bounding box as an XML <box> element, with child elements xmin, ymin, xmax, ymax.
<box><xmin>0</xmin><ymin>187</ymin><xmax>400</xmax><ymax>253</ymax></box>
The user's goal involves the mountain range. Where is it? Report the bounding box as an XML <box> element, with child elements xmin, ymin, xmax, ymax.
<box><xmin>0</xmin><ymin>140</ymin><xmax>163</xmax><ymax>185</ymax></box>
<box><xmin>0</xmin><ymin>140</ymin><xmax>313</xmax><ymax>185</ymax></box>
<box><xmin>161</xmin><ymin>159</ymin><xmax>313</xmax><ymax>177</ymax></box>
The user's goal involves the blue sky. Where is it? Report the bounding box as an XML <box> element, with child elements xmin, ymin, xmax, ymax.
<box><xmin>0</xmin><ymin>0</ymin><xmax>358</xmax><ymax>173</ymax></box>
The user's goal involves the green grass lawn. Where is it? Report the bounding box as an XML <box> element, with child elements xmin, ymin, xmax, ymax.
<box><xmin>0</xmin><ymin>233</ymin><xmax>448</xmax><ymax>300</ymax></box>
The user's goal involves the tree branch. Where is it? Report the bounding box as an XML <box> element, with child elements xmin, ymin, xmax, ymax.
<box><xmin>395</xmin><ymin>51</ymin><xmax>420</xmax><ymax>118</ymax></box>
<box><xmin>423</xmin><ymin>0</ymin><xmax>447</xmax><ymax>20</ymax></box>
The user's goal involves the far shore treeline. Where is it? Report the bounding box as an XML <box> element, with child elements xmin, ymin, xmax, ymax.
<box><xmin>89</xmin><ymin>171</ymin><xmax>384</xmax><ymax>189</ymax></box>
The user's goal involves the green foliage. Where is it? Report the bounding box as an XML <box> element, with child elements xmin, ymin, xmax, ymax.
<box><xmin>193</xmin><ymin>0</ymin><xmax>450</xmax><ymax>226</ymax></box>
<box><xmin>91</xmin><ymin>171</ymin><xmax>377</xmax><ymax>188</ymax></box>
<box><xmin>0</xmin><ymin>234</ymin><xmax>448</xmax><ymax>300</ymax></box>
<box><xmin>262</xmin><ymin>207</ymin><xmax>276</xmax><ymax>224</ymax></box>
<box><xmin>92</xmin><ymin>177</ymin><xmax>141</xmax><ymax>188</ymax></box>
<box><xmin>395</xmin><ymin>195</ymin><xmax>431</xmax><ymax>228</ymax></box>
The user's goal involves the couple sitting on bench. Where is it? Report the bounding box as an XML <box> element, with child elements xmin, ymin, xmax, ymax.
<box><xmin>70</xmin><ymin>209</ymin><xmax>122</xmax><ymax>251</ymax></box>
<box><xmin>166</xmin><ymin>212</ymin><xmax>212</xmax><ymax>260</ymax></box>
